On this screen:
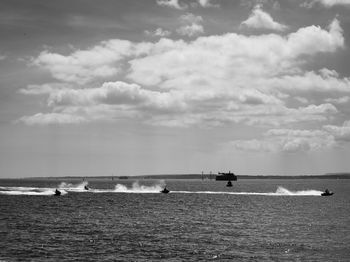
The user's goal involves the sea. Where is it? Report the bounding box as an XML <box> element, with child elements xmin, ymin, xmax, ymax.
<box><xmin>0</xmin><ymin>178</ymin><xmax>349</xmax><ymax>261</ymax></box>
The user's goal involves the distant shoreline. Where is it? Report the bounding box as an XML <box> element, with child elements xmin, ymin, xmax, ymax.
<box><xmin>4</xmin><ymin>173</ymin><xmax>350</xmax><ymax>180</ymax></box>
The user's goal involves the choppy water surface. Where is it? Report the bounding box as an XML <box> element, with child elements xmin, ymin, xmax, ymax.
<box><xmin>1</xmin><ymin>179</ymin><xmax>349</xmax><ymax>261</ymax></box>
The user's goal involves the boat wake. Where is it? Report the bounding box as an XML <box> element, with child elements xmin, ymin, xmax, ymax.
<box><xmin>0</xmin><ymin>184</ymin><xmax>322</xmax><ymax>196</ymax></box>
<box><xmin>173</xmin><ymin>186</ymin><xmax>323</xmax><ymax>196</ymax></box>
<box><xmin>58</xmin><ymin>181</ymin><xmax>89</xmax><ymax>192</ymax></box>
<box><xmin>0</xmin><ymin>181</ymin><xmax>165</xmax><ymax>195</ymax></box>
<box><xmin>0</xmin><ymin>186</ymin><xmax>67</xmax><ymax>196</ymax></box>
<box><xmin>92</xmin><ymin>181</ymin><xmax>165</xmax><ymax>193</ymax></box>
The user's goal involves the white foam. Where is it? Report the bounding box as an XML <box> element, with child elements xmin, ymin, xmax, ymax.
<box><xmin>0</xmin><ymin>186</ymin><xmax>67</xmax><ymax>196</ymax></box>
<box><xmin>173</xmin><ymin>186</ymin><xmax>323</xmax><ymax>196</ymax></box>
<box><xmin>90</xmin><ymin>180</ymin><xmax>165</xmax><ymax>193</ymax></box>
<box><xmin>0</xmin><ymin>184</ymin><xmax>323</xmax><ymax>196</ymax></box>
<box><xmin>58</xmin><ymin>181</ymin><xmax>89</xmax><ymax>192</ymax></box>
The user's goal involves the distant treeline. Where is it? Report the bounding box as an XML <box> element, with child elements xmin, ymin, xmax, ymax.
<box><xmin>20</xmin><ymin>173</ymin><xmax>350</xmax><ymax>180</ymax></box>
<box><xmin>140</xmin><ymin>173</ymin><xmax>350</xmax><ymax>180</ymax></box>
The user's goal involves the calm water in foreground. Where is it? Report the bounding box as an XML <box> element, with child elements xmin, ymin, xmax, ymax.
<box><xmin>0</xmin><ymin>178</ymin><xmax>349</xmax><ymax>261</ymax></box>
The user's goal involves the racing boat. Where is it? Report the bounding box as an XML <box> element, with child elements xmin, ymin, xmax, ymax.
<box><xmin>160</xmin><ymin>187</ymin><xmax>170</xmax><ymax>194</ymax></box>
<box><xmin>321</xmin><ymin>189</ymin><xmax>334</xmax><ymax>196</ymax></box>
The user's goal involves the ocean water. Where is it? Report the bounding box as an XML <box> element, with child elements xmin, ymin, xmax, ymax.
<box><xmin>0</xmin><ymin>178</ymin><xmax>349</xmax><ymax>261</ymax></box>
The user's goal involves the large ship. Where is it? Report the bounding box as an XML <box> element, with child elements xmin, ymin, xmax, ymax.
<box><xmin>215</xmin><ymin>171</ymin><xmax>237</xmax><ymax>181</ymax></box>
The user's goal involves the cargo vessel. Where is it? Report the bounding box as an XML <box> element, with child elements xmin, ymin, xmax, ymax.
<box><xmin>215</xmin><ymin>171</ymin><xmax>237</xmax><ymax>181</ymax></box>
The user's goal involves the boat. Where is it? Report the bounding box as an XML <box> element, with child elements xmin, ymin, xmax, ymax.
<box><xmin>84</xmin><ymin>185</ymin><xmax>89</xmax><ymax>190</ymax></box>
<box><xmin>321</xmin><ymin>189</ymin><xmax>334</xmax><ymax>196</ymax></box>
<box><xmin>160</xmin><ymin>187</ymin><xmax>170</xmax><ymax>194</ymax></box>
<box><xmin>216</xmin><ymin>171</ymin><xmax>237</xmax><ymax>181</ymax></box>
<box><xmin>54</xmin><ymin>189</ymin><xmax>61</xmax><ymax>196</ymax></box>
<box><xmin>226</xmin><ymin>181</ymin><xmax>233</xmax><ymax>187</ymax></box>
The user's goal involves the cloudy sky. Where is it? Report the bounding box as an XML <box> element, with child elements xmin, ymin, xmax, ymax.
<box><xmin>1</xmin><ymin>0</ymin><xmax>350</xmax><ymax>178</ymax></box>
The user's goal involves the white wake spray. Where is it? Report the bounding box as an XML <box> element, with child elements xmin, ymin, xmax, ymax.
<box><xmin>58</xmin><ymin>181</ymin><xmax>89</xmax><ymax>192</ymax></box>
<box><xmin>274</xmin><ymin>186</ymin><xmax>322</xmax><ymax>196</ymax></box>
<box><xmin>173</xmin><ymin>186</ymin><xmax>323</xmax><ymax>196</ymax></box>
<box><xmin>0</xmin><ymin>184</ymin><xmax>323</xmax><ymax>196</ymax></box>
<box><xmin>0</xmin><ymin>186</ymin><xmax>67</xmax><ymax>196</ymax></box>
<box><xmin>113</xmin><ymin>181</ymin><xmax>165</xmax><ymax>193</ymax></box>
<box><xmin>91</xmin><ymin>180</ymin><xmax>166</xmax><ymax>193</ymax></box>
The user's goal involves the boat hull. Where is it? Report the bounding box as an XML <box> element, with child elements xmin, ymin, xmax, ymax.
<box><xmin>321</xmin><ymin>192</ymin><xmax>334</xmax><ymax>196</ymax></box>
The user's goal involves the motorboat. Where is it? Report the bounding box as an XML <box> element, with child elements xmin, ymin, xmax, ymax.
<box><xmin>84</xmin><ymin>185</ymin><xmax>89</xmax><ymax>190</ymax></box>
<box><xmin>321</xmin><ymin>189</ymin><xmax>334</xmax><ymax>196</ymax></box>
<box><xmin>160</xmin><ymin>187</ymin><xmax>170</xmax><ymax>194</ymax></box>
<box><xmin>54</xmin><ymin>189</ymin><xmax>61</xmax><ymax>196</ymax></box>
<box><xmin>226</xmin><ymin>181</ymin><xmax>233</xmax><ymax>187</ymax></box>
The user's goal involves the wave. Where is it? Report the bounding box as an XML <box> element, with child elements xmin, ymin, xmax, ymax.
<box><xmin>0</xmin><ymin>186</ymin><xmax>67</xmax><ymax>196</ymax></box>
<box><xmin>173</xmin><ymin>186</ymin><xmax>323</xmax><ymax>196</ymax></box>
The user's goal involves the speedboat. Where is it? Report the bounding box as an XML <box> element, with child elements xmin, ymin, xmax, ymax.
<box><xmin>226</xmin><ymin>181</ymin><xmax>233</xmax><ymax>187</ymax></box>
<box><xmin>321</xmin><ymin>189</ymin><xmax>334</xmax><ymax>196</ymax></box>
<box><xmin>160</xmin><ymin>187</ymin><xmax>170</xmax><ymax>194</ymax></box>
<box><xmin>54</xmin><ymin>189</ymin><xmax>61</xmax><ymax>196</ymax></box>
<box><xmin>84</xmin><ymin>185</ymin><xmax>89</xmax><ymax>190</ymax></box>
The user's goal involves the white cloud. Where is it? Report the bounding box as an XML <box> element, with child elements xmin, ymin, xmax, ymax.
<box><xmin>323</xmin><ymin>120</ymin><xmax>350</xmax><ymax>141</ymax></box>
<box><xmin>231</xmin><ymin>129</ymin><xmax>335</xmax><ymax>152</ymax></box>
<box><xmin>176</xmin><ymin>13</ymin><xmax>204</xmax><ymax>37</ymax></box>
<box><xmin>286</xmin><ymin>19</ymin><xmax>343</xmax><ymax>55</ymax></box>
<box><xmin>32</xmin><ymin>40</ymin><xmax>153</xmax><ymax>84</ymax></box>
<box><xmin>231</xmin><ymin>122</ymin><xmax>350</xmax><ymax>153</ymax></box>
<box><xmin>145</xmin><ymin>28</ymin><xmax>171</xmax><ymax>37</ymax></box>
<box><xmin>18</xmin><ymin>83</ymin><xmax>73</xmax><ymax>95</ymax></box>
<box><xmin>129</xmin><ymin>19</ymin><xmax>343</xmax><ymax>88</ymax></box>
<box><xmin>241</xmin><ymin>5</ymin><xmax>288</xmax><ymax>31</ymax></box>
<box><xmin>46</xmin><ymin>81</ymin><xmax>187</xmax><ymax>112</ymax></box>
<box><xmin>22</xmin><ymin>18</ymin><xmax>347</xmax><ymax>127</ymax></box>
<box><xmin>32</xmin><ymin>18</ymin><xmax>343</xmax><ymax>87</ymax></box>
<box><xmin>302</xmin><ymin>0</ymin><xmax>350</xmax><ymax>8</ymax></box>
<box><xmin>179</xmin><ymin>13</ymin><xmax>203</xmax><ymax>24</ymax></box>
<box><xmin>18</xmin><ymin>113</ymin><xmax>86</xmax><ymax>125</ymax></box>
<box><xmin>156</xmin><ymin>0</ymin><xmax>187</xmax><ymax>9</ymax></box>
<box><xmin>268</xmin><ymin>69</ymin><xmax>350</xmax><ymax>98</ymax></box>
<box><xmin>197</xmin><ymin>0</ymin><xmax>219</xmax><ymax>8</ymax></box>
<box><xmin>177</xmin><ymin>23</ymin><xmax>204</xmax><ymax>37</ymax></box>
<box><xmin>325</xmin><ymin>96</ymin><xmax>350</xmax><ymax>104</ymax></box>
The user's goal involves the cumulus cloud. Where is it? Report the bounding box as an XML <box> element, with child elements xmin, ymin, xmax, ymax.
<box><xmin>21</xmin><ymin>18</ymin><xmax>347</xmax><ymax>127</ymax></box>
<box><xmin>18</xmin><ymin>83</ymin><xmax>73</xmax><ymax>95</ymax></box>
<box><xmin>46</xmin><ymin>81</ymin><xmax>187</xmax><ymax>112</ymax></box>
<box><xmin>18</xmin><ymin>113</ymin><xmax>86</xmax><ymax>125</ymax></box>
<box><xmin>32</xmin><ymin>18</ymin><xmax>343</xmax><ymax>86</ymax></box>
<box><xmin>231</xmin><ymin>129</ymin><xmax>335</xmax><ymax>153</ymax></box>
<box><xmin>231</xmin><ymin>121</ymin><xmax>350</xmax><ymax>153</ymax></box>
<box><xmin>176</xmin><ymin>13</ymin><xmax>204</xmax><ymax>37</ymax></box>
<box><xmin>241</xmin><ymin>5</ymin><xmax>288</xmax><ymax>31</ymax></box>
<box><xmin>145</xmin><ymin>28</ymin><xmax>171</xmax><ymax>37</ymax></box>
<box><xmin>324</xmin><ymin>120</ymin><xmax>350</xmax><ymax>141</ymax></box>
<box><xmin>325</xmin><ymin>96</ymin><xmax>350</xmax><ymax>104</ymax></box>
<box><xmin>19</xmin><ymin>81</ymin><xmax>189</xmax><ymax>125</ymax></box>
<box><xmin>302</xmin><ymin>0</ymin><xmax>350</xmax><ymax>8</ymax></box>
<box><xmin>129</xmin><ymin>18</ymin><xmax>344</xmax><ymax>88</ymax></box>
<box><xmin>269</xmin><ymin>69</ymin><xmax>350</xmax><ymax>96</ymax></box>
<box><xmin>156</xmin><ymin>0</ymin><xmax>187</xmax><ymax>9</ymax></box>
<box><xmin>32</xmin><ymin>40</ymin><xmax>153</xmax><ymax>84</ymax></box>
<box><xmin>197</xmin><ymin>0</ymin><xmax>219</xmax><ymax>8</ymax></box>
<box><xmin>177</xmin><ymin>23</ymin><xmax>204</xmax><ymax>37</ymax></box>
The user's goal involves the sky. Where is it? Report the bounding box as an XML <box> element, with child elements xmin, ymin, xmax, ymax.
<box><xmin>1</xmin><ymin>0</ymin><xmax>350</xmax><ymax>178</ymax></box>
